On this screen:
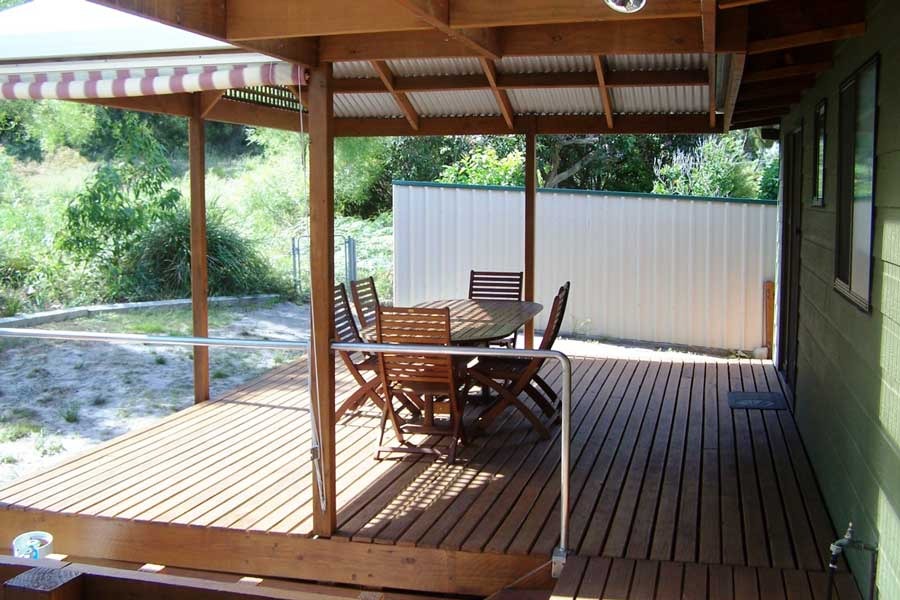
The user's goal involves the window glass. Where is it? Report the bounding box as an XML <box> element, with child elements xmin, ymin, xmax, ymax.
<box><xmin>813</xmin><ymin>101</ymin><xmax>826</xmax><ymax>206</ymax></box>
<box><xmin>850</xmin><ymin>63</ymin><xmax>877</xmax><ymax>301</ymax></box>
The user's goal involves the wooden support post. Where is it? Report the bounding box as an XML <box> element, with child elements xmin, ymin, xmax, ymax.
<box><xmin>189</xmin><ymin>94</ymin><xmax>210</xmax><ymax>404</ymax></box>
<box><xmin>4</xmin><ymin>567</ymin><xmax>83</xmax><ymax>600</ymax></box>
<box><xmin>764</xmin><ymin>280</ymin><xmax>775</xmax><ymax>358</ymax></box>
<box><xmin>524</xmin><ymin>130</ymin><xmax>536</xmax><ymax>350</ymax></box>
<box><xmin>308</xmin><ymin>63</ymin><xmax>337</xmax><ymax>536</ymax></box>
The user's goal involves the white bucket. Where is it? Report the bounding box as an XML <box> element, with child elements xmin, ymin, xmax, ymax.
<box><xmin>11</xmin><ymin>531</ymin><xmax>53</xmax><ymax>559</ymax></box>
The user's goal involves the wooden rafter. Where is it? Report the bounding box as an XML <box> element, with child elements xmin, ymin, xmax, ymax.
<box><xmin>722</xmin><ymin>53</ymin><xmax>745</xmax><ymax>131</ymax></box>
<box><xmin>700</xmin><ymin>0</ymin><xmax>717</xmax><ymax>127</ymax></box>
<box><xmin>391</xmin><ymin>0</ymin><xmax>500</xmax><ymax>60</ymax></box>
<box><xmin>479</xmin><ymin>58</ymin><xmax>514</xmax><ymax>130</ymax></box>
<box><xmin>370</xmin><ymin>60</ymin><xmax>420</xmax><ymax>131</ymax></box>
<box><xmin>719</xmin><ymin>0</ymin><xmax>770</xmax><ymax>9</ymax></box>
<box><xmin>331</xmin><ymin>69</ymin><xmax>709</xmax><ymax>94</ymax></box>
<box><xmin>747</xmin><ymin>23</ymin><xmax>866</xmax><ymax>55</ymax></box>
<box><xmin>742</xmin><ymin>61</ymin><xmax>832</xmax><ymax>83</ymax></box>
<box><xmin>591</xmin><ymin>55</ymin><xmax>614</xmax><ymax>129</ymax></box>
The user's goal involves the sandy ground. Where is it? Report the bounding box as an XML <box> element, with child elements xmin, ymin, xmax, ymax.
<box><xmin>0</xmin><ymin>302</ymin><xmax>310</xmax><ymax>485</ymax></box>
<box><xmin>0</xmin><ymin>299</ymin><xmax>719</xmax><ymax>486</ymax></box>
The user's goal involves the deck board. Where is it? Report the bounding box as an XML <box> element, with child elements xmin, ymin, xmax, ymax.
<box><xmin>0</xmin><ymin>354</ymin><xmax>842</xmax><ymax>597</ymax></box>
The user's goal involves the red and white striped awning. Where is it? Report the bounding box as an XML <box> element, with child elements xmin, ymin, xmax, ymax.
<box><xmin>1</xmin><ymin>59</ymin><xmax>307</xmax><ymax>100</ymax></box>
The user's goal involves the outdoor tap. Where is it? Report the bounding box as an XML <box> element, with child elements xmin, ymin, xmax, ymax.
<box><xmin>825</xmin><ymin>522</ymin><xmax>878</xmax><ymax>600</ymax></box>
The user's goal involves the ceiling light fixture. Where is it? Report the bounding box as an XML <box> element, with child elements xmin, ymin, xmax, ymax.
<box><xmin>603</xmin><ymin>0</ymin><xmax>648</xmax><ymax>13</ymax></box>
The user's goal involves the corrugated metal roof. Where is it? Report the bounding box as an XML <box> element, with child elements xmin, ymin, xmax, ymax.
<box><xmin>387</xmin><ymin>58</ymin><xmax>482</xmax><ymax>77</ymax></box>
<box><xmin>407</xmin><ymin>90</ymin><xmax>499</xmax><ymax>117</ymax></box>
<box><xmin>611</xmin><ymin>86</ymin><xmax>708</xmax><ymax>114</ymax></box>
<box><xmin>497</xmin><ymin>55</ymin><xmax>593</xmax><ymax>74</ymax></box>
<box><xmin>332</xmin><ymin>61</ymin><xmax>377</xmax><ymax>79</ymax></box>
<box><xmin>508</xmin><ymin>87</ymin><xmax>602</xmax><ymax>115</ymax></box>
<box><xmin>333</xmin><ymin>93</ymin><xmax>403</xmax><ymax>118</ymax></box>
<box><xmin>606</xmin><ymin>53</ymin><xmax>708</xmax><ymax>71</ymax></box>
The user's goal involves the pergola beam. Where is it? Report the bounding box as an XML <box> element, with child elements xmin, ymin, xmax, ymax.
<box><xmin>333</xmin><ymin>114</ymin><xmax>723</xmax><ymax>137</ymax></box>
<box><xmin>591</xmin><ymin>55</ymin><xmax>614</xmax><ymax>129</ymax></box>
<box><xmin>370</xmin><ymin>60</ymin><xmax>420</xmax><ymax>131</ymax></box>
<box><xmin>331</xmin><ymin>69</ymin><xmax>710</xmax><ymax>94</ymax></box>
<box><xmin>221</xmin><ymin>0</ymin><xmax>701</xmax><ymax>39</ymax></box>
<box><xmin>320</xmin><ymin>19</ymin><xmax>706</xmax><ymax>61</ymax></box>
<box><xmin>89</xmin><ymin>1</ymin><xmax>318</xmax><ymax>65</ymax></box>
<box><xmin>747</xmin><ymin>23</ymin><xmax>866</xmax><ymax>55</ymax></box>
<box><xmin>480</xmin><ymin>58</ymin><xmax>515</xmax><ymax>130</ymax></box>
<box><xmin>392</xmin><ymin>0</ymin><xmax>500</xmax><ymax>60</ymax></box>
<box><xmin>742</xmin><ymin>61</ymin><xmax>832</xmax><ymax>83</ymax></box>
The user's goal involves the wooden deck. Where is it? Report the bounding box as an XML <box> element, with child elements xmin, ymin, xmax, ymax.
<box><xmin>0</xmin><ymin>355</ymin><xmax>847</xmax><ymax>598</ymax></box>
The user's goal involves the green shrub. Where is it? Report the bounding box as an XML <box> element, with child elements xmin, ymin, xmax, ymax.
<box><xmin>438</xmin><ymin>146</ymin><xmax>525</xmax><ymax>187</ymax></box>
<box><xmin>123</xmin><ymin>207</ymin><xmax>286</xmax><ymax>299</ymax></box>
<box><xmin>653</xmin><ymin>132</ymin><xmax>761</xmax><ymax>199</ymax></box>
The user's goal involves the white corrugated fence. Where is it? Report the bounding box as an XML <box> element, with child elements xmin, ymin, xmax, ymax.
<box><xmin>393</xmin><ymin>182</ymin><xmax>777</xmax><ymax>352</ymax></box>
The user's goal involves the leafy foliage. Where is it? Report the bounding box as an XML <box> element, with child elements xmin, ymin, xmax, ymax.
<box><xmin>57</xmin><ymin>114</ymin><xmax>182</xmax><ymax>270</ymax></box>
<box><xmin>652</xmin><ymin>132</ymin><xmax>762</xmax><ymax>198</ymax></box>
<box><xmin>0</xmin><ymin>146</ymin><xmax>26</xmax><ymax>204</ymax></box>
<box><xmin>123</xmin><ymin>207</ymin><xmax>285</xmax><ymax>300</ymax></box>
<box><xmin>758</xmin><ymin>145</ymin><xmax>780</xmax><ymax>200</ymax></box>
<box><xmin>438</xmin><ymin>146</ymin><xmax>525</xmax><ymax>186</ymax></box>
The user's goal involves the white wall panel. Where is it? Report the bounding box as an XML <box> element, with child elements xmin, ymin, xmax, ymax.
<box><xmin>394</xmin><ymin>183</ymin><xmax>777</xmax><ymax>351</ymax></box>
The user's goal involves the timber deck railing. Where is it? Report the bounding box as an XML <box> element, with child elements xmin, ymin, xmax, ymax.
<box><xmin>0</xmin><ymin>327</ymin><xmax>574</xmax><ymax>575</ymax></box>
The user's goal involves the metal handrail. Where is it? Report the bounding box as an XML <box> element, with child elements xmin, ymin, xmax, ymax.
<box><xmin>333</xmin><ymin>341</ymin><xmax>572</xmax><ymax>576</ymax></box>
<box><xmin>0</xmin><ymin>327</ymin><xmax>572</xmax><ymax>575</ymax></box>
<box><xmin>0</xmin><ymin>327</ymin><xmax>324</xmax><ymax>510</ymax></box>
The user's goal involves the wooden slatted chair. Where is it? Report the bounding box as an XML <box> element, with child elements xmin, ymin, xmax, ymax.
<box><xmin>467</xmin><ymin>282</ymin><xmax>570</xmax><ymax>439</ymax></box>
<box><xmin>375</xmin><ymin>307</ymin><xmax>466</xmax><ymax>463</ymax></box>
<box><xmin>468</xmin><ymin>270</ymin><xmax>524</xmax><ymax>348</ymax></box>
<box><xmin>351</xmin><ymin>276</ymin><xmax>380</xmax><ymax>329</ymax></box>
<box><xmin>333</xmin><ymin>283</ymin><xmax>384</xmax><ymax>420</ymax></box>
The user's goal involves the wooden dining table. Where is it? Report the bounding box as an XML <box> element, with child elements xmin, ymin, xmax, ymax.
<box><xmin>362</xmin><ymin>298</ymin><xmax>543</xmax><ymax>345</ymax></box>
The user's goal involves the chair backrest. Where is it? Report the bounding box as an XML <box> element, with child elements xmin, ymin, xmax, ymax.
<box><xmin>351</xmin><ymin>276</ymin><xmax>380</xmax><ymax>329</ymax></box>
<box><xmin>468</xmin><ymin>270</ymin><xmax>523</xmax><ymax>301</ymax></box>
<box><xmin>539</xmin><ymin>282</ymin><xmax>571</xmax><ymax>351</ymax></box>
<box><xmin>376</xmin><ymin>307</ymin><xmax>455</xmax><ymax>389</ymax></box>
<box><xmin>333</xmin><ymin>283</ymin><xmax>362</xmax><ymax>345</ymax></box>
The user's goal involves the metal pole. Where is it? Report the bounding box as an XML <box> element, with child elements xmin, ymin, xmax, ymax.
<box><xmin>344</xmin><ymin>237</ymin><xmax>358</xmax><ymax>285</ymax></box>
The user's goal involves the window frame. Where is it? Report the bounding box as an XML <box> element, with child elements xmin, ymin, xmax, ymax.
<box><xmin>833</xmin><ymin>54</ymin><xmax>880</xmax><ymax>312</ymax></box>
<box><xmin>812</xmin><ymin>99</ymin><xmax>827</xmax><ymax>207</ymax></box>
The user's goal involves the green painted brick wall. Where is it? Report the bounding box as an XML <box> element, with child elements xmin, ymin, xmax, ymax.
<box><xmin>781</xmin><ymin>0</ymin><xmax>900</xmax><ymax>596</ymax></box>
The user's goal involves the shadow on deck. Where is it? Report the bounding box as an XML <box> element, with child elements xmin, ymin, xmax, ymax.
<box><xmin>0</xmin><ymin>355</ymin><xmax>848</xmax><ymax>598</ymax></box>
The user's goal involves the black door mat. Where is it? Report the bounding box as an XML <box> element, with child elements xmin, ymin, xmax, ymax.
<box><xmin>727</xmin><ymin>391</ymin><xmax>787</xmax><ymax>410</ymax></box>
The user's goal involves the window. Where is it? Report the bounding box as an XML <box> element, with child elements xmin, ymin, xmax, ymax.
<box><xmin>812</xmin><ymin>100</ymin><xmax>826</xmax><ymax>207</ymax></box>
<box><xmin>835</xmin><ymin>56</ymin><xmax>878</xmax><ymax>310</ymax></box>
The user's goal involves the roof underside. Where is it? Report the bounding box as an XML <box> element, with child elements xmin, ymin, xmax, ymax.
<box><xmin>0</xmin><ymin>0</ymin><xmax>866</xmax><ymax>136</ymax></box>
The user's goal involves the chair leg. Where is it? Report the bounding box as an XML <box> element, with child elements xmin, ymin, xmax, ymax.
<box><xmin>533</xmin><ymin>374</ymin><xmax>558</xmax><ymax>403</ymax></box>
<box><xmin>471</xmin><ymin>372</ymin><xmax>550</xmax><ymax>440</ymax></box>
<box><xmin>523</xmin><ymin>383</ymin><xmax>556</xmax><ymax>418</ymax></box>
<box><xmin>336</xmin><ymin>380</ymin><xmax>377</xmax><ymax>420</ymax></box>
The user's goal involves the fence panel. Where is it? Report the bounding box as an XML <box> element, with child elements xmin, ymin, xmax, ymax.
<box><xmin>394</xmin><ymin>182</ymin><xmax>777</xmax><ymax>351</ymax></box>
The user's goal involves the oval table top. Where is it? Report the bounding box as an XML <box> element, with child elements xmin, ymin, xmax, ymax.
<box><xmin>412</xmin><ymin>298</ymin><xmax>544</xmax><ymax>344</ymax></box>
